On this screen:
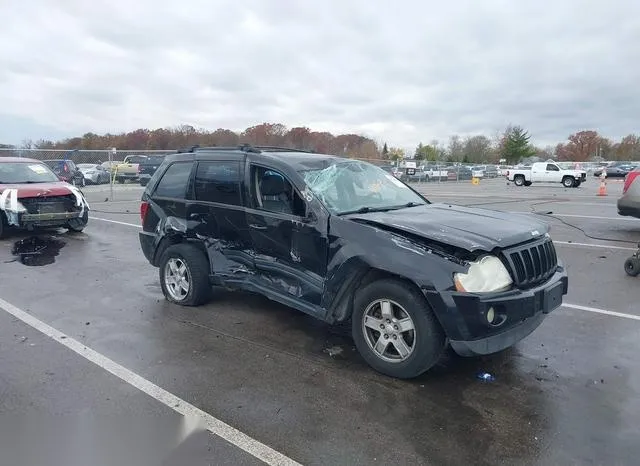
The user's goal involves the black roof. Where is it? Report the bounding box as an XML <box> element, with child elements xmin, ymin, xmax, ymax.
<box><xmin>167</xmin><ymin>144</ymin><xmax>350</xmax><ymax>172</ymax></box>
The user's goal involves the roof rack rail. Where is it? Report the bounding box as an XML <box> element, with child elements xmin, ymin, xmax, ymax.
<box><xmin>177</xmin><ymin>144</ymin><xmax>313</xmax><ymax>154</ymax></box>
<box><xmin>248</xmin><ymin>145</ymin><xmax>312</xmax><ymax>153</ymax></box>
<box><xmin>176</xmin><ymin>144</ymin><xmax>200</xmax><ymax>153</ymax></box>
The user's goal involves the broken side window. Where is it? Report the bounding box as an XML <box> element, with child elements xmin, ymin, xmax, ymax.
<box><xmin>250</xmin><ymin>165</ymin><xmax>306</xmax><ymax>217</ymax></box>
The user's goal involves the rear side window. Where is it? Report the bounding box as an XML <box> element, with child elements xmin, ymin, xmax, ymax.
<box><xmin>154</xmin><ymin>162</ymin><xmax>194</xmax><ymax>198</ymax></box>
<box><xmin>194</xmin><ymin>161</ymin><xmax>242</xmax><ymax>206</ymax></box>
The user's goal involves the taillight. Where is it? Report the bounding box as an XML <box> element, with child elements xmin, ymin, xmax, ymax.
<box><xmin>138</xmin><ymin>164</ymin><xmax>142</xmax><ymax>174</ymax></box>
<box><xmin>623</xmin><ymin>171</ymin><xmax>639</xmax><ymax>194</ymax></box>
<box><xmin>140</xmin><ymin>201</ymin><xmax>149</xmax><ymax>223</ymax></box>
<box><xmin>63</xmin><ymin>164</ymin><xmax>69</xmax><ymax>172</ymax></box>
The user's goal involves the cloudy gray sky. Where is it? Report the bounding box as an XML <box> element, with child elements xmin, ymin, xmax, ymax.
<box><xmin>1</xmin><ymin>0</ymin><xmax>639</xmax><ymax>150</ymax></box>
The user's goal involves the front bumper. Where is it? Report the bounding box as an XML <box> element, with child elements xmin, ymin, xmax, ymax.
<box><xmin>617</xmin><ymin>196</ymin><xmax>640</xmax><ymax>218</ymax></box>
<box><xmin>425</xmin><ymin>267</ymin><xmax>568</xmax><ymax>357</ymax></box>
<box><xmin>19</xmin><ymin>211</ymin><xmax>83</xmax><ymax>227</ymax></box>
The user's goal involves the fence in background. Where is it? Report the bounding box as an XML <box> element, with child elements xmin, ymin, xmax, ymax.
<box><xmin>0</xmin><ymin>148</ymin><xmax>170</xmax><ymax>164</ymax></box>
<box><xmin>0</xmin><ymin>148</ymin><xmax>506</xmax><ymax>185</ymax></box>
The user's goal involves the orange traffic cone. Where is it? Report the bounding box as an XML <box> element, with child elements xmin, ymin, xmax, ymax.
<box><xmin>597</xmin><ymin>180</ymin><xmax>607</xmax><ymax>196</ymax></box>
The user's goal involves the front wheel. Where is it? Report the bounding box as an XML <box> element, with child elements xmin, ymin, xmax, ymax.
<box><xmin>0</xmin><ymin>211</ymin><xmax>8</xmax><ymax>239</ymax></box>
<box><xmin>625</xmin><ymin>257</ymin><xmax>640</xmax><ymax>277</ymax></box>
<box><xmin>159</xmin><ymin>243</ymin><xmax>212</xmax><ymax>306</ymax></box>
<box><xmin>573</xmin><ymin>180</ymin><xmax>582</xmax><ymax>188</ymax></box>
<box><xmin>67</xmin><ymin>210</ymin><xmax>89</xmax><ymax>232</ymax></box>
<box><xmin>563</xmin><ymin>176</ymin><xmax>575</xmax><ymax>188</ymax></box>
<box><xmin>352</xmin><ymin>278</ymin><xmax>446</xmax><ymax>379</ymax></box>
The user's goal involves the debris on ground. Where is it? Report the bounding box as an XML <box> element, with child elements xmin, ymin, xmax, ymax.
<box><xmin>476</xmin><ymin>372</ymin><xmax>495</xmax><ymax>382</ymax></box>
<box><xmin>324</xmin><ymin>346</ymin><xmax>344</xmax><ymax>358</ymax></box>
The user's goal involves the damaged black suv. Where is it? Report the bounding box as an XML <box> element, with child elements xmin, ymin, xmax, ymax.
<box><xmin>139</xmin><ymin>145</ymin><xmax>568</xmax><ymax>379</ymax></box>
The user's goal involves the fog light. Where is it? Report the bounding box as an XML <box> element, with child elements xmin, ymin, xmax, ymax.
<box><xmin>487</xmin><ymin>307</ymin><xmax>495</xmax><ymax>324</ymax></box>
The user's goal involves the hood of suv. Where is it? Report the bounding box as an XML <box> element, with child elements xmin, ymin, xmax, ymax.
<box><xmin>347</xmin><ymin>203</ymin><xmax>549</xmax><ymax>251</ymax></box>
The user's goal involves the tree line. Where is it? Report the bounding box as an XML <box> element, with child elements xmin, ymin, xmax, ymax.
<box><xmin>10</xmin><ymin>123</ymin><xmax>380</xmax><ymax>159</ymax></box>
<box><xmin>3</xmin><ymin>123</ymin><xmax>640</xmax><ymax>163</ymax></box>
<box><xmin>410</xmin><ymin>127</ymin><xmax>640</xmax><ymax>164</ymax></box>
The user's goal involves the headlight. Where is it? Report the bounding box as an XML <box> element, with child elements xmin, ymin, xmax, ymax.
<box><xmin>1</xmin><ymin>196</ymin><xmax>27</xmax><ymax>213</ymax></box>
<box><xmin>454</xmin><ymin>255</ymin><xmax>513</xmax><ymax>293</ymax></box>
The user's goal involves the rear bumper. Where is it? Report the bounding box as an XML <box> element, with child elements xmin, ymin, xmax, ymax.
<box><xmin>425</xmin><ymin>267</ymin><xmax>568</xmax><ymax>356</ymax></box>
<box><xmin>139</xmin><ymin>231</ymin><xmax>156</xmax><ymax>265</ymax></box>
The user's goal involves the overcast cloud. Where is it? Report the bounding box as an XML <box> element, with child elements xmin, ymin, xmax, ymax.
<box><xmin>1</xmin><ymin>0</ymin><xmax>639</xmax><ymax>150</ymax></box>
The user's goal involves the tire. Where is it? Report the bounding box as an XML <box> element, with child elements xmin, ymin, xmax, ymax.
<box><xmin>514</xmin><ymin>175</ymin><xmax>525</xmax><ymax>187</ymax></box>
<box><xmin>67</xmin><ymin>210</ymin><xmax>89</xmax><ymax>232</ymax></box>
<box><xmin>140</xmin><ymin>179</ymin><xmax>148</xmax><ymax>187</ymax></box>
<box><xmin>573</xmin><ymin>180</ymin><xmax>582</xmax><ymax>188</ymax></box>
<box><xmin>352</xmin><ymin>278</ymin><xmax>446</xmax><ymax>379</ymax></box>
<box><xmin>562</xmin><ymin>176</ymin><xmax>575</xmax><ymax>188</ymax></box>
<box><xmin>524</xmin><ymin>181</ymin><xmax>532</xmax><ymax>187</ymax></box>
<box><xmin>159</xmin><ymin>243</ymin><xmax>212</xmax><ymax>306</ymax></box>
<box><xmin>624</xmin><ymin>258</ymin><xmax>640</xmax><ymax>277</ymax></box>
<box><xmin>117</xmin><ymin>177</ymin><xmax>125</xmax><ymax>184</ymax></box>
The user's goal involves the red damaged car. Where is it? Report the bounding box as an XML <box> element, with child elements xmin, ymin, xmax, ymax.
<box><xmin>0</xmin><ymin>157</ymin><xmax>89</xmax><ymax>239</ymax></box>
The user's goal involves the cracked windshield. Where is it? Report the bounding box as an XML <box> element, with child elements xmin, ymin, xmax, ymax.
<box><xmin>301</xmin><ymin>160</ymin><xmax>426</xmax><ymax>214</ymax></box>
<box><xmin>1</xmin><ymin>1</ymin><xmax>639</xmax><ymax>465</ymax></box>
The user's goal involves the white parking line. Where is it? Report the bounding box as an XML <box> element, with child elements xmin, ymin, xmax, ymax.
<box><xmin>554</xmin><ymin>241</ymin><xmax>637</xmax><ymax>251</ymax></box>
<box><xmin>89</xmin><ymin>216</ymin><xmax>637</xmax><ymax>253</ymax></box>
<box><xmin>90</xmin><ymin>216</ymin><xmax>141</xmax><ymax>228</ymax></box>
<box><xmin>563</xmin><ymin>303</ymin><xmax>640</xmax><ymax>321</ymax></box>
<box><xmin>0</xmin><ymin>296</ymin><xmax>301</xmax><ymax>466</ymax></box>
<box><xmin>514</xmin><ymin>211</ymin><xmax>638</xmax><ymax>221</ymax></box>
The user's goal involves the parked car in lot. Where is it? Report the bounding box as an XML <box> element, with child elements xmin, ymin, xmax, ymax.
<box><xmin>0</xmin><ymin>157</ymin><xmax>89</xmax><ymax>238</ymax></box>
<box><xmin>594</xmin><ymin>163</ymin><xmax>638</xmax><ymax>178</ymax></box>
<box><xmin>507</xmin><ymin>162</ymin><xmax>587</xmax><ymax>188</ymax></box>
<box><xmin>114</xmin><ymin>155</ymin><xmax>149</xmax><ymax>183</ymax></box>
<box><xmin>618</xmin><ymin>167</ymin><xmax>640</xmax><ymax>218</ymax></box>
<box><xmin>77</xmin><ymin>163</ymin><xmax>111</xmax><ymax>185</ymax></box>
<box><xmin>138</xmin><ymin>145</ymin><xmax>568</xmax><ymax>379</ymax></box>
<box><xmin>138</xmin><ymin>155</ymin><xmax>167</xmax><ymax>186</ymax></box>
<box><xmin>42</xmin><ymin>159</ymin><xmax>86</xmax><ymax>186</ymax></box>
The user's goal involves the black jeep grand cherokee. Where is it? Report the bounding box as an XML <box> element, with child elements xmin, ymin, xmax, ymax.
<box><xmin>139</xmin><ymin>145</ymin><xmax>568</xmax><ymax>379</ymax></box>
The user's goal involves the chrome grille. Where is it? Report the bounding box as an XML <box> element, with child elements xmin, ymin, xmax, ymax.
<box><xmin>502</xmin><ymin>237</ymin><xmax>558</xmax><ymax>288</ymax></box>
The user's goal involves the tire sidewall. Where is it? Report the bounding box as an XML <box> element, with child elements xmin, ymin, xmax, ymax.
<box><xmin>352</xmin><ymin>279</ymin><xmax>445</xmax><ymax>379</ymax></box>
<box><xmin>158</xmin><ymin>244</ymin><xmax>211</xmax><ymax>306</ymax></box>
<box><xmin>514</xmin><ymin>176</ymin><xmax>524</xmax><ymax>186</ymax></box>
<box><xmin>67</xmin><ymin>210</ymin><xmax>89</xmax><ymax>232</ymax></box>
<box><xmin>563</xmin><ymin>177</ymin><xmax>574</xmax><ymax>188</ymax></box>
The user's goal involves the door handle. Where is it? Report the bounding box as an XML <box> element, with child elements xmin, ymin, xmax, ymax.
<box><xmin>249</xmin><ymin>224</ymin><xmax>267</xmax><ymax>230</ymax></box>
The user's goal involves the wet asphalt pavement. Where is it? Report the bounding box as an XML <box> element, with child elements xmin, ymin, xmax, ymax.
<box><xmin>1</xmin><ymin>178</ymin><xmax>639</xmax><ymax>465</ymax></box>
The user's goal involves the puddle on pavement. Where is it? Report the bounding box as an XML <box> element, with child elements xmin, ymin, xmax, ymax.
<box><xmin>11</xmin><ymin>236</ymin><xmax>66</xmax><ymax>266</ymax></box>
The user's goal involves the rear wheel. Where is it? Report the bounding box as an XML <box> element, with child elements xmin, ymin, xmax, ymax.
<box><xmin>563</xmin><ymin>176</ymin><xmax>575</xmax><ymax>188</ymax></box>
<box><xmin>514</xmin><ymin>175</ymin><xmax>525</xmax><ymax>186</ymax></box>
<box><xmin>352</xmin><ymin>278</ymin><xmax>446</xmax><ymax>379</ymax></box>
<box><xmin>624</xmin><ymin>257</ymin><xmax>640</xmax><ymax>277</ymax></box>
<box><xmin>159</xmin><ymin>243</ymin><xmax>212</xmax><ymax>306</ymax></box>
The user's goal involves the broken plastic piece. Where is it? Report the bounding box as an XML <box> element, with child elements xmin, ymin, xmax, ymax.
<box><xmin>476</xmin><ymin>372</ymin><xmax>495</xmax><ymax>382</ymax></box>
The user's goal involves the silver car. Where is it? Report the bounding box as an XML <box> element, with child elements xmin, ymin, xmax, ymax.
<box><xmin>77</xmin><ymin>163</ymin><xmax>111</xmax><ymax>185</ymax></box>
<box><xmin>618</xmin><ymin>167</ymin><xmax>640</xmax><ymax>218</ymax></box>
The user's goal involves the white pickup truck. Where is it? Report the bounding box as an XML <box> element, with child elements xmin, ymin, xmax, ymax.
<box><xmin>506</xmin><ymin>162</ymin><xmax>587</xmax><ymax>188</ymax></box>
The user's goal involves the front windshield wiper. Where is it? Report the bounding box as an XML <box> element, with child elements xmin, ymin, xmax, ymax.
<box><xmin>337</xmin><ymin>202</ymin><xmax>425</xmax><ymax>216</ymax></box>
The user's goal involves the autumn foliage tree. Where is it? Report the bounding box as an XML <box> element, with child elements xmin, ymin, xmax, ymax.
<box><xmin>32</xmin><ymin>123</ymin><xmax>382</xmax><ymax>159</ymax></box>
<box><xmin>555</xmin><ymin>130</ymin><xmax>601</xmax><ymax>162</ymax></box>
